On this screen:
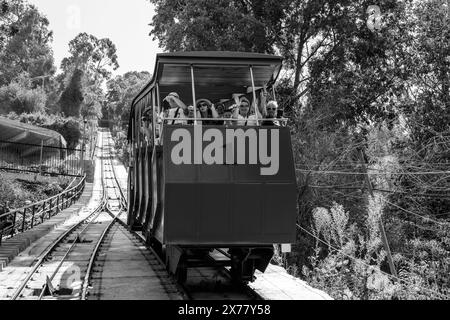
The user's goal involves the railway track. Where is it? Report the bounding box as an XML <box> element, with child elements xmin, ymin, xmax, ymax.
<box><xmin>6</xmin><ymin>129</ymin><xmax>264</xmax><ymax>300</ymax></box>
<box><xmin>83</xmin><ymin>131</ymin><xmax>183</xmax><ymax>300</ymax></box>
<box><xmin>9</xmin><ymin>130</ymin><xmax>183</xmax><ymax>300</ymax></box>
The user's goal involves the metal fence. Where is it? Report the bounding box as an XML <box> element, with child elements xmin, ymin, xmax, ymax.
<box><xmin>0</xmin><ymin>140</ymin><xmax>84</xmax><ymax>177</ymax></box>
<box><xmin>0</xmin><ymin>176</ymin><xmax>86</xmax><ymax>245</ymax></box>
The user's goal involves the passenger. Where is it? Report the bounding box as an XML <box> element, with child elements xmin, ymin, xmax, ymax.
<box><xmin>261</xmin><ymin>101</ymin><xmax>281</xmax><ymax>126</ymax></box>
<box><xmin>223</xmin><ymin>105</ymin><xmax>235</xmax><ymax>126</ymax></box>
<box><xmin>164</xmin><ymin>92</ymin><xmax>189</xmax><ymax>125</ymax></box>
<box><xmin>215</xmin><ymin>103</ymin><xmax>225</xmax><ymax>118</ymax></box>
<box><xmin>186</xmin><ymin>106</ymin><xmax>196</xmax><ymax>125</ymax></box>
<box><xmin>196</xmin><ymin>99</ymin><xmax>220</xmax><ymax>125</ymax></box>
<box><xmin>232</xmin><ymin>97</ymin><xmax>261</xmax><ymax>126</ymax></box>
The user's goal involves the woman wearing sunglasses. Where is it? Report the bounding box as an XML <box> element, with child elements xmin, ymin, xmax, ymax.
<box><xmin>195</xmin><ymin>99</ymin><xmax>220</xmax><ymax>125</ymax></box>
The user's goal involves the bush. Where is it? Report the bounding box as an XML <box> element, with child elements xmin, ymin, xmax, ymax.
<box><xmin>299</xmin><ymin>200</ymin><xmax>449</xmax><ymax>300</ymax></box>
<box><xmin>0</xmin><ymin>73</ymin><xmax>47</xmax><ymax>114</ymax></box>
<box><xmin>111</xmin><ymin>127</ymin><xmax>129</xmax><ymax>167</ymax></box>
<box><xmin>0</xmin><ymin>172</ymin><xmax>70</xmax><ymax>209</ymax></box>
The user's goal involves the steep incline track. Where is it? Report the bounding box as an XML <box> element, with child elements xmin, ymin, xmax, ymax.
<box><xmin>8</xmin><ymin>130</ymin><xmax>184</xmax><ymax>300</ymax></box>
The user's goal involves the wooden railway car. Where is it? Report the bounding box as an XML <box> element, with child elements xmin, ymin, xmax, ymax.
<box><xmin>127</xmin><ymin>51</ymin><xmax>297</xmax><ymax>283</ymax></box>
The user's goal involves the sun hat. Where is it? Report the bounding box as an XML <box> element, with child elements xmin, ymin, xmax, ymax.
<box><xmin>239</xmin><ymin>97</ymin><xmax>251</xmax><ymax>106</ymax></box>
<box><xmin>196</xmin><ymin>99</ymin><xmax>212</xmax><ymax>107</ymax></box>
<box><xmin>168</xmin><ymin>92</ymin><xmax>180</xmax><ymax>99</ymax></box>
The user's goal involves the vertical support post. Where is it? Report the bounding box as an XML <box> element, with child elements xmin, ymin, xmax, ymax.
<box><xmin>21</xmin><ymin>208</ymin><xmax>26</xmax><ymax>232</ymax></box>
<box><xmin>31</xmin><ymin>205</ymin><xmax>36</xmax><ymax>228</ymax></box>
<box><xmin>156</xmin><ymin>82</ymin><xmax>161</xmax><ymax>113</ymax></box>
<box><xmin>82</xmin><ymin>120</ymin><xmax>87</xmax><ymax>175</ymax></box>
<box><xmin>359</xmin><ymin>149</ymin><xmax>398</xmax><ymax>278</ymax></box>
<box><xmin>249</xmin><ymin>66</ymin><xmax>260</xmax><ymax>126</ymax></box>
<box><xmin>39</xmin><ymin>140</ymin><xmax>44</xmax><ymax>177</ymax></box>
<box><xmin>42</xmin><ymin>201</ymin><xmax>46</xmax><ymax>219</ymax></box>
<box><xmin>191</xmin><ymin>65</ymin><xmax>198</xmax><ymax>125</ymax></box>
<box><xmin>156</xmin><ymin>82</ymin><xmax>162</xmax><ymax>145</ymax></box>
<box><xmin>56</xmin><ymin>196</ymin><xmax>60</xmax><ymax>214</ymax></box>
<box><xmin>90</xmin><ymin>120</ymin><xmax>94</xmax><ymax>159</ymax></box>
<box><xmin>11</xmin><ymin>213</ymin><xmax>16</xmax><ymax>236</ymax></box>
<box><xmin>152</xmin><ymin>90</ymin><xmax>157</xmax><ymax>145</ymax></box>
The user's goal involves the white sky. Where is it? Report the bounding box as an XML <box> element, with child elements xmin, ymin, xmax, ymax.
<box><xmin>28</xmin><ymin>0</ymin><xmax>164</xmax><ymax>75</ymax></box>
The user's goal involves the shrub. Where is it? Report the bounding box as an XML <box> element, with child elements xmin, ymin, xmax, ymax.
<box><xmin>0</xmin><ymin>75</ymin><xmax>47</xmax><ymax>114</ymax></box>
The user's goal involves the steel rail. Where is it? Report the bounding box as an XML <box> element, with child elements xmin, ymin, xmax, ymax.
<box><xmin>10</xmin><ymin>195</ymin><xmax>106</xmax><ymax>300</ymax></box>
<box><xmin>10</xmin><ymin>134</ymin><xmax>106</xmax><ymax>300</ymax></box>
<box><xmin>81</xmin><ymin>131</ymin><xmax>127</xmax><ymax>299</ymax></box>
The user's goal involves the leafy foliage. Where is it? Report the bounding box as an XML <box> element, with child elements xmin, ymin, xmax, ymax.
<box><xmin>59</xmin><ymin>69</ymin><xmax>84</xmax><ymax>118</ymax></box>
<box><xmin>0</xmin><ymin>72</ymin><xmax>46</xmax><ymax>114</ymax></box>
<box><xmin>105</xmin><ymin>71</ymin><xmax>151</xmax><ymax>127</ymax></box>
<box><xmin>0</xmin><ymin>0</ymin><xmax>55</xmax><ymax>86</ymax></box>
<box><xmin>61</xmin><ymin>32</ymin><xmax>119</xmax><ymax>81</ymax></box>
<box><xmin>149</xmin><ymin>0</ymin><xmax>277</xmax><ymax>53</ymax></box>
<box><xmin>0</xmin><ymin>171</ymin><xmax>71</xmax><ymax>209</ymax></box>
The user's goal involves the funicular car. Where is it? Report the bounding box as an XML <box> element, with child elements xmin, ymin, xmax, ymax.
<box><xmin>127</xmin><ymin>51</ymin><xmax>297</xmax><ymax>283</ymax></box>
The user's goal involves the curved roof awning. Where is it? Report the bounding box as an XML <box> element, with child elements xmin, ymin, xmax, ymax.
<box><xmin>133</xmin><ymin>51</ymin><xmax>283</xmax><ymax>107</ymax></box>
<box><xmin>0</xmin><ymin>117</ymin><xmax>68</xmax><ymax>157</ymax></box>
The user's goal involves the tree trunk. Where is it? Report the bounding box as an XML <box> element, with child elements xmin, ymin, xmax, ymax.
<box><xmin>294</xmin><ymin>35</ymin><xmax>306</xmax><ymax>92</ymax></box>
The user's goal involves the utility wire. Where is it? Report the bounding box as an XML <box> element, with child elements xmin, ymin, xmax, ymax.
<box><xmin>382</xmin><ymin>198</ymin><xmax>450</xmax><ymax>227</ymax></box>
<box><xmin>306</xmin><ymin>185</ymin><xmax>450</xmax><ymax>199</ymax></box>
<box><xmin>296</xmin><ymin>169</ymin><xmax>450</xmax><ymax>175</ymax></box>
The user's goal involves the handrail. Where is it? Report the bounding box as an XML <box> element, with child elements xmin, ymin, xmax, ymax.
<box><xmin>160</xmin><ymin>117</ymin><xmax>288</xmax><ymax>125</ymax></box>
<box><xmin>0</xmin><ymin>175</ymin><xmax>87</xmax><ymax>244</ymax></box>
<box><xmin>0</xmin><ymin>175</ymin><xmax>86</xmax><ymax>220</ymax></box>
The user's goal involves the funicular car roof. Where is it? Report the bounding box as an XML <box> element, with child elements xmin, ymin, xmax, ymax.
<box><xmin>132</xmin><ymin>51</ymin><xmax>283</xmax><ymax>107</ymax></box>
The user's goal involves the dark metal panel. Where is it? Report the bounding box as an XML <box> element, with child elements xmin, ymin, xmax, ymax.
<box><xmin>162</xmin><ymin>125</ymin><xmax>298</xmax><ymax>245</ymax></box>
<box><xmin>198</xmin><ymin>184</ymin><xmax>232</xmax><ymax>238</ymax></box>
<box><xmin>165</xmin><ymin>183</ymin><xmax>199</xmax><ymax>241</ymax></box>
<box><xmin>232</xmin><ymin>183</ymin><xmax>264</xmax><ymax>237</ymax></box>
<box><xmin>262</xmin><ymin>183</ymin><xmax>297</xmax><ymax>242</ymax></box>
<box><xmin>160</xmin><ymin>64</ymin><xmax>276</xmax><ymax>87</ymax></box>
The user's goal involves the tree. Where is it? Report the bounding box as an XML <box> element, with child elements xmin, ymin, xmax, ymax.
<box><xmin>61</xmin><ymin>32</ymin><xmax>119</xmax><ymax>81</ymax></box>
<box><xmin>80</xmin><ymin>84</ymin><xmax>103</xmax><ymax>120</ymax></box>
<box><xmin>0</xmin><ymin>0</ymin><xmax>55</xmax><ymax>86</ymax></box>
<box><xmin>106</xmin><ymin>71</ymin><xmax>151</xmax><ymax>127</ymax></box>
<box><xmin>303</xmin><ymin>0</ymin><xmax>409</xmax><ymax>128</ymax></box>
<box><xmin>59</xmin><ymin>69</ymin><xmax>84</xmax><ymax>117</ymax></box>
<box><xmin>149</xmin><ymin>0</ymin><xmax>279</xmax><ymax>53</ymax></box>
<box><xmin>58</xmin><ymin>33</ymin><xmax>119</xmax><ymax>120</ymax></box>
